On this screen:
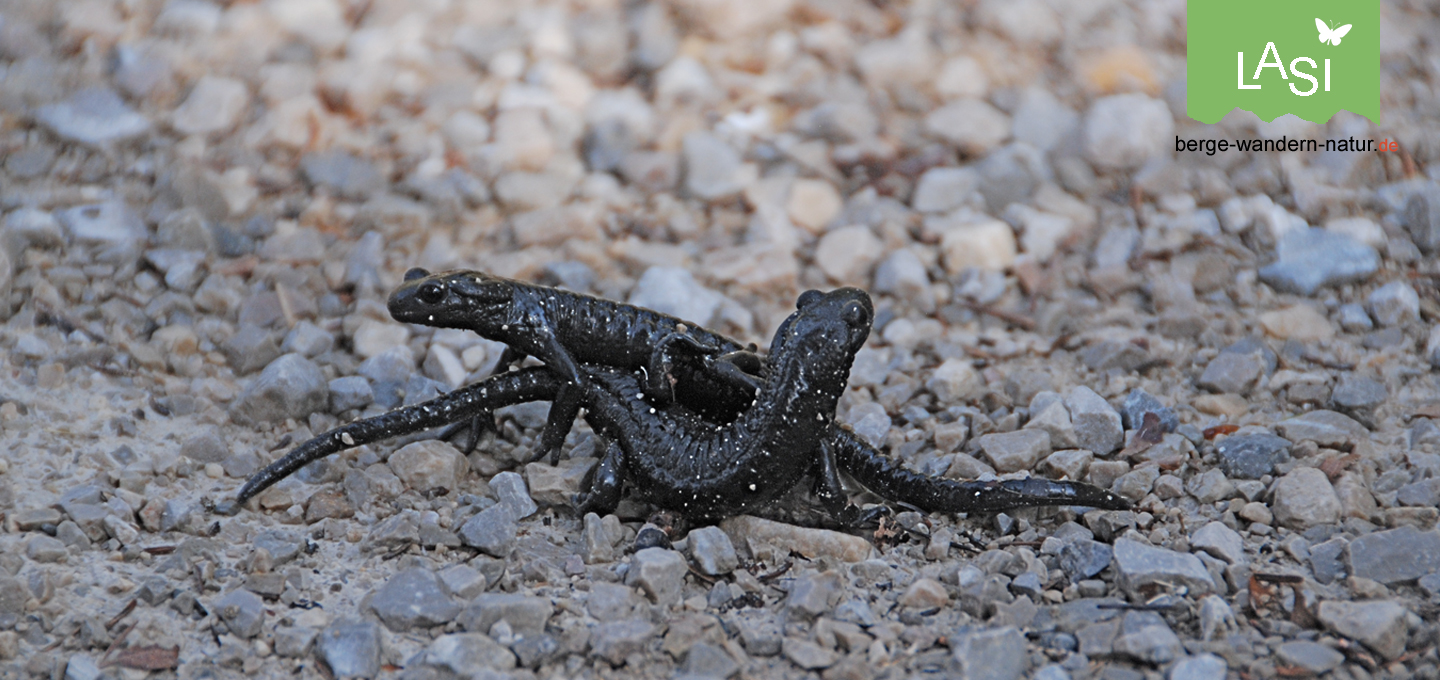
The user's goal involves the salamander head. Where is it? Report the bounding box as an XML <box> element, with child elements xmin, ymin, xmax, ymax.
<box><xmin>388</xmin><ymin>268</ymin><xmax>514</xmax><ymax>331</ymax></box>
<box><xmin>770</xmin><ymin>287</ymin><xmax>873</xmax><ymax>387</ymax></box>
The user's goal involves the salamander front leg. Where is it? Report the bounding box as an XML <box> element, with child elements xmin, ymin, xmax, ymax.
<box><xmin>812</xmin><ymin>440</ymin><xmax>888</xmax><ymax>528</ymax></box>
<box><xmin>575</xmin><ymin>440</ymin><xmax>625</xmax><ymax>516</ymax></box>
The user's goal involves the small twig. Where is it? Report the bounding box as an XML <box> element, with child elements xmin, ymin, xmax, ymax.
<box><xmin>955</xmin><ymin>300</ymin><xmax>1036</xmax><ymax>331</ymax></box>
<box><xmin>1252</xmin><ymin>573</ymin><xmax>1304</xmax><ymax>584</ymax></box>
<box><xmin>106</xmin><ymin>599</ymin><xmax>137</xmax><ymax>631</ymax></box>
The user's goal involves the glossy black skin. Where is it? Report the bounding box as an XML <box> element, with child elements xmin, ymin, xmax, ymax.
<box><xmin>232</xmin><ymin>288</ymin><xmax>1130</xmax><ymax>517</ymax></box>
<box><xmin>388</xmin><ymin>268</ymin><xmax>762</xmax><ymax>458</ymax></box>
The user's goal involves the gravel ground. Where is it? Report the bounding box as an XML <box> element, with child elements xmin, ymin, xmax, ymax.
<box><xmin>3</xmin><ymin>0</ymin><xmax>1440</xmax><ymax>679</ymax></box>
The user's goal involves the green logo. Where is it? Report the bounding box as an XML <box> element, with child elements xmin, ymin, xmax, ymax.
<box><xmin>1187</xmin><ymin>0</ymin><xmax>1379</xmax><ymax>124</ymax></box>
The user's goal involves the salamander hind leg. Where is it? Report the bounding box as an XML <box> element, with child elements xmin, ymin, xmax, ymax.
<box><xmin>575</xmin><ymin>440</ymin><xmax>626</xmax><ymax>516</ymax></box>
<box><xmin>535</xmin><ymin>384</ymin><xmax>583</xmax><ymax>465</ymax></box>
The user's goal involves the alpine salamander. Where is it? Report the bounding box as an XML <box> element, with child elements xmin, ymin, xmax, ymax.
<box><xmin>234</xmin><ymin>288</ymin><xmax>1130</xmax><ymax>518</ymax></box>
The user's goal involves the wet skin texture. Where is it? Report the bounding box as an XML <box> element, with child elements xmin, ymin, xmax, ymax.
<box><xmin>233</xmin><ymin>284</ymin><xmax>1130</xmax><ymax>519</ymax></box>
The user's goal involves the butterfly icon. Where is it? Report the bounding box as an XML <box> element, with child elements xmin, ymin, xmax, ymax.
<box><xmin>1316</xmin><ymin>18</ymin><xmax>1352</xmax><ymax>46</ymax></box>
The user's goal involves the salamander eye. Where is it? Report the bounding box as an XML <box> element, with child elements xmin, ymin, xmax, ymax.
<box><xmin>797</xmin><ymin>290</ymin><xmax>825</xmax><ymax>310</ymax></box>
<box><xmin>418</xmin><ymin>280</ymin><xmax>448</xmax><ymax>304</ymax></box>
<box><xmin>842</xmin><ymin>302</ymin><xmax>869</xmax><ymax>328</ymax></box>
<box><xmin>404</xmin><ymin>267</ymin><xmax>431</xmax><ymax>282</ymax></box>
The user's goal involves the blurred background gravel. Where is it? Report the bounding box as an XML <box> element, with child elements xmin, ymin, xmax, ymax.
<box><xmin>1</xmin><ymin>0</ymin><xmax>1440</xmax><ymax>678</ymax></box>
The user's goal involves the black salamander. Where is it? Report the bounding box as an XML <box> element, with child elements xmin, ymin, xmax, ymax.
<box><xmin>233</xmin><ymin>288</ymin><xmax>1129</xmax><ymax>517</ymax></box>
<box><xmin>388</xmin><ymin>268</ymin><xmax>763</xmax><ymax>460</ymax></box>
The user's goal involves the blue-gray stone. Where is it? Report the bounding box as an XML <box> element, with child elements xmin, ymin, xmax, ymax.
<box><xmin>458</xmin><ymin>593</ymin><xmax>553</xmax><ymax>636</ymax></box>
<box><xmin>1275</xmin><ymin>641</ymin><xmax>1343</xmax><ymax>675</ymax></box>
<box><xmin>490</xmin><ymin>471</ymin><xmax>537</xmax><ymax>520</ymax></box>
<box><xmin>458</xmin><ymin>505</ymin><xmax>517</xmax><ymax>557</ymax></box>
<box><xmin>316</xmin><ymin>620</ymin><xmax>382</xmax><ymax>678</ymax></box>
<box><xmin>1309</xmin><ymin>537</ymin><xmax>1347</xmax><ymax>584</ymax></box>
<box><xmin>949</xmin><ymin>626</ymin><xmax>1026</xmax><ymax>680</ymax></box>
<box><xmin>1120</xmin><ymin>389</ymin><xmax>1178</xmax><ymax>432</ymax></box>
<box><xmin>1403</xmin><ymin>186</ymin><xmax>1440</xmax><ymax>254</ymax></box>
<box><xmin>1258</xmin><ymin>229</ymin><xmax>1378</xmax><ymax>295</ymax></box>
<box><xmin>214</xmin><ymin>589</ymin><xmax>266</xmax><ymax>638</ymax></box>
<box><xmin>35</xmin><ymin>87</ymin><xmax>151</xmax><ymax>147</ymax></box>
<box><xmin>301</xmin><ymin>150</ymin><xmax>386</xmax><ymax>200</ymax></box>
<box><xmin>1058</xmin><ymin>539</ymin><xmax>1112</xmax><ymax>581</ymax></box>
<box><xmin>1168</xmin><ymin>653</ymin><xmax>1228</xmax><ymax>680</ymax></box>
<box><xmin>1215</xmin><ymin>433</ymin><xmax>1291</xmax><ymax>479</ymax></box>
<box><xmin>1345</xmin><ymin>526</ymin><xmax>1440</xmax><ymax>585</ymax></box>
<box><xmin>229</xmin><ymin>354</ymin><xmax>328</xmax><ymax>425</ymax></box>
<box><xmin>368</xmin><ymin>569</ymin><xmax>461</xmax><ymax>631</ymax></box>
<box><xmin>328</xmin><ymin>376</ymin><xmax>374</xmax><ymax>412</ymax></box>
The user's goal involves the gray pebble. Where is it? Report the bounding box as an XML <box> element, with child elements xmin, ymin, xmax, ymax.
<box><xmin>4</xmin><ymin>208</ymin><xmax>65</xmax><ymax>248</ymax></box>
<box><xmin>680</xmin><ymin>641</ymin><xmax>738</xmax><ymax>679</ymax></box>
<box><xmin>1404</xmin><ymin>186</ymin><xmax>1440</xmax><ymax>253</ymax></box>
<box><xmin>56</xmin><ymin>521</ymin><xmax>92</xmax><ymax>550</ymax></box>
<box><xmin>368</xmin><ymin>568</ymin><xmax>461</xmax><ymax>631</ymax></box>
<box><xmin>1345</xmin><ymin>525</ymin><xmax>1440</xmax><ymax>585</ymax></box>
<box><xmin>979</xmin><ymin>144</ymin><xmax>1047</xmax><ymax>213</ymax></box>
<box><xmin>912</xmin><ymin>166</ymin><xmax>978</xmax><ymax>213</ymax></box>
<box><xmin>316</xmin><ymin>619</ymin><xmax>382</xmax><ymax>678</ymax></box>
<box><xmin>976</xmin><ymin>429</ymin><xmax>1051</xmax><ymax>473</ymax></box>
<box><xmin>1272</xmin><ymin>467</ymin><xmax>1341</xmax><ymax>529</ymax></box>
<box><xmin>849</xmin><ymin>402</ymin><xmax>892</xmax><ymax>448</ymax></box>
<box><xmin>63</xmin><ymin>655</ymin><xmax>101</xmax><ymax>680</ymax></box>
<box><xmin>626</xmin><ymin>548</ymin><xmax>688</xmax><ymax>605</ymax></box>
<box><xmin>1331</xmin><ymin>374</ymin><xmax>1387</xmax><ymax>410</ymax></box>
<box><xmin>458</xmin><ymin>505</ymin><xmax>517</xmax><ymax>557</ymax></box>
<box><xmin>490</xmin><ymin>471</ymin><xmax>538</xmax><ymax>520</ymax></box>
<box><xmin>214</xmin><ymin>588</ymin><xmax>266</xmax><ymax>638</ymax></box>
<box><xmin>424</xmin><ymin>633</ymin><xmax>517</xmax><ymax>675</ymax></box>
<box><xmin>274</xmin><ymin>626</ymin><xmax>318</xmax><ymax>658</ymax></box>
<box><xmin>56</xmin><ymin>201</ymin><xmax>147</xmax><ymax>262</ymax></box>
<box><xmin>1058</xmin><ymin>539</ymin><xmax>1112</xmax><ymax>581</ymax></box>
<box><xmin>1197</xmin><ymin>351</ymin><xmax>1265</xmax><ymax>394</ymax></box>
<box><xmin>301</xmin><ymin>150</ymin><xmax>386</xmax><ymax>200</ymax></box>
<box><xmin>26</xmin><ymin>535</ymin><xmax>68</xmax><ymax>563</ymax></box>
<box><xmin>1120</xmin><ymin>389</ymin><xmax>1177</xmax><ymax>432</ymax></box>
<box><xmin>459</xmin><ymin>593</ymin><xmax>553</xmax><ymax>636</ymax></box>
<box><xmin>35</xmin><ymin>87</ymin><xmax>151</xmax><ymax>147</ymax></box>
<box><xmin>784</xmin><ymin>571</ymin><xmax>843</xmax><ymax>619</ymax></box>
<box><xmin>1189</xmin><ymin>522</ymin><xmax>1246</xmax><ymax>565</ymax></box>
<box><xmin>179</xmin><ymin>430</ymin><xmax>228</xmax><ymax>463</ymax></box>
<box><xmin>1214</xmin><ymin>433</ymin><xmax>1291</xmax><ymax>479</ymax></box>
<box><xmin>1316</xmin><ymin>599</ymin><xmax>1409</xmax><ymax>660</ymax></box>
<box><xmin>1367</xmin><ymin>280</ymin><xmax>1419</xmax><ymax>326</ymax></box>
<box><xmin>1064</xmin><ymin>386</ymin><xmax>1123</xmax><ymax>455</ymax></box>
<box><xmin>1112</xmin><ymin>612</ymin><xmax>1182</xmax><ymax>665</ymax></box>
<box><xmin>229</xmin><ymin>354</ymin><xmax>328</xmax><ymax>425</ymax></box>
<box><xmin>949</xmin><ymin>626</ymin><xmax>1027</xmax><ymax>680</ymax></box>
<box><xmin>511</xmin><ymin>633</ymin><xmax>559</xmax><ymax>669</ymax></box>
<box><xmin>1258</xmin><ymin>228</ymin><xmax>1378</xmax><ymax>295</ymax></box>
<box><xmin>590</xmin><ymin>618</ymin><xmax>656</xmax><ymax>665</ymax></box>
<box><xmin>682</xmin><ymin>131</ymin><xmax>747</xmax><ymax>200</ymax></box>
<box><xmin>328</xmin><ymin>376</ymin><xmax>374</xmax><ymax>413</ymax></box>
<box><xmin>628</xmin><ymin>266</ymin><xmax>726</xmax><ymax>327</ymax></box>
<box><xmin>222</xmin><ymin>325</ymin><xmax>282</xmax><ymax>375</ymax></box>
<box><xmin>587</xmin><ymin>582</ymin><xmax>637</xmax><ymax>620</ymax></box>
<box><xmin>1167</xmin><ymin>653</ymin><xmax>1228</xmax><ymax>680</ymax></box>
<box><xmin>687</xmin><ymin>526</ymin><xmax>739</xmax><ymax>576</ymax></box>
<box><xmin>782</xmin><ymin>637</ymin><xmax>837</xmax><ymax>670</ymax></box>
<box><xmin>282</xmin><ymin>321</ymin><xmax>334</xmax><ymax>358</ymax></box>
<box><xmin>253</xmin><ymin>530</ymin><xmax>304</xmax><ymax>565</ymax></box>
<box><xmin>1112</xmin><ymin>538</ymin><xmax>1215</xmax><ymax>600</ymax></box>
<box><xmin>438</xmin><ymin>564</ymin><xmax>489</xmax><ymax>600</ymax></box>
<box><xmin>1275</xmin><ymin>641</ymin><xmax>1343</xmax><ymax>675</ymax></box>
<box><xmin>1309</xmin><ymin>537</ymin><xmax>1348</xmax><ymax>584</ymax></box>
<box><xmin>1336</xmin><ymin>302</ymin><xmax>1374</xmax><ymax>332</ymax></box>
